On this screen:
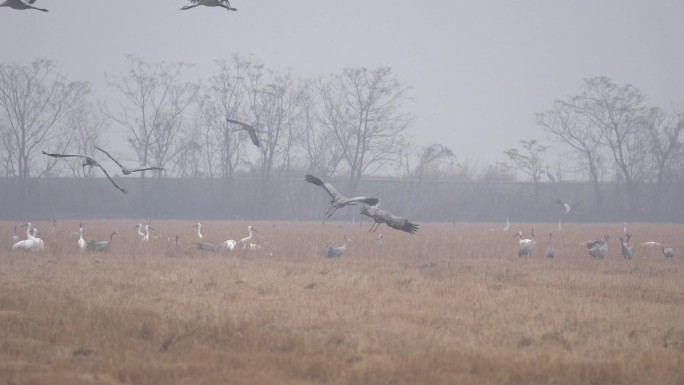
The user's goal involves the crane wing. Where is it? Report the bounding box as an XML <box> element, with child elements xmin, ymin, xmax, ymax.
<box><xmin>95</xmin><ymin>146</ymin><xmax>126</xmax><ymax>170</ymax></box>
<box><xmin>128</xmin><ymin>166</ymin><xmax>166</xmax><ymax>173</ymax></box>
<box><xmin>94</xmin><ymin>163</ymin><xmax>128</xmax><ymax>194</ymax></box>
<box><xmin>347</xmin><ymin>197</ymin><xmax>380</xmax><ymax>206</ymax></box>
<box><xmin>42</xmin><ymin>151</ymin><xmax>88</xmax><ymax>160</ymax></box>
<box><xmin>305</xmin><ymin>174</ymin><xmax>344</xmax><ymax>201</ymax></box>
<box><xmin>226</xmin><ymin>118</ymin><xmax>260</xmax><ymax>147</ymax></box>
<box><xmin>386</xmin><ymin>214</ymin><xmax>419</xmax><ymax>234</ymax></box>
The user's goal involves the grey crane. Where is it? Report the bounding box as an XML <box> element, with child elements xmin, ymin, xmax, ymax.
<box><xmin>87</xmin><ymin>232</ymin><xmax>116</xmax><ymax>253</ymax></box>
<box><xmin>662</xmin><ymin>246</ymin><xmax>675</xmax><ymax>260</ymax></box>
<box><xmin>305</xmin><ymin>174</ymin><xmax>380</xmax><ymax>217</ymax></box>
<box><xmin>42</xmin><ymin>151</ymin><xmax>128</xmax><ymax>194</ymax></box>
<box><xmin>359</xmin><ymin>204</ymin><xmax>419</xmax><ymax>234</ymax></box>
<box><xmin>517</xmin><ymin>229</ymin><xmax>536</xmax><ymax>257</ymax></box>
<box><xmin>96</xmin><ymin>146</ymin><xmax>165</xmax><ymax>175</ymax></box>
<box><xmin>546</xmin><ymin>232</ymin><xmax>555</xmax><ymax>259</ymax></box>
<box><xmin>326</xmin><ymin>235</ymin><xmax>348</xmax><ymax>258</ymax></box>
<box><xmin>226</xmin><ymin>118</ymin><xmax>259</xmax><ymax>147</ymax></box>
<box><xmin>191</xmin><ymin>241</ymin><xmax>221</xmax><ymax>252</ymax></box>
<box><xmin>587</xmin><ymin>235</ymin><xmax>609</xmax><ymax>259</ymax></box>
<box><xmin>0</xmin><ymin>0</ymin><xmax>48</xmax><ymax>12</ymax></box>
<box><xmin>180</xmin><ymin>0</ymin><xmax>237</xmax><ymax>11</ymax></box>
<box><xmin>556</xmin><ymin>199</ymin><xmax>581</xmax><ymax>214</ymax></box>
<box><xmin>619</xmin><ymin>234</ymin><xmax>634</xmax><ymax>260</ymax></box>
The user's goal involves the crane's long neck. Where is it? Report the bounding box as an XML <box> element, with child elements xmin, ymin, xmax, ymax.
<box><xmin>197</xmin><ymin>224</ymin><xmax>202</xmax><ymax>239</ymax></box>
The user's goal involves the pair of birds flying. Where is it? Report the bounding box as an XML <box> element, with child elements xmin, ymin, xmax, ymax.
<box><xmin>43</xmin><ymin>146</ymin><xmax>165</xmax><ymax>194</ymax></box>
<box><xmin>305</xmin><ymin>174</ymin><xmax>419</xmax><ymax>234</ymax></box>
<box><xmin>1</xmin><ymin>0</ymin><xmax>238</xmax><ymax>13</ymax></box>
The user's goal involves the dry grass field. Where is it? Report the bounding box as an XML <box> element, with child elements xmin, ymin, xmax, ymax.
<box><xmin>1</xmin><ymin>219</ymin><xmax>683</xmax><ymax>385</ymax></box>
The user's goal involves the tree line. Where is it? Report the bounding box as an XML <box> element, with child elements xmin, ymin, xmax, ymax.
<box><xmin>0</xmin><ymin>56</ymin><xmax>683</xmax><ymax>219</ymax></box>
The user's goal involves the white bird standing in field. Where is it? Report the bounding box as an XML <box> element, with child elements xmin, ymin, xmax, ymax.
<box><xmin>503</xmin><ymin>218</ymin><xmax>510</xmax><ymax>231</ymax></box>
<box><xmin>516</xmin><ymin>229</ymin><xmax>536</xmax><ymax>257</ymax></box>
<box><xmin>78</xmin><ymin>223</ymin><xmax>86</xmax><ymax>250</ymax></box>
<box><xmin>192</xmin><ymin>223</ymin><xmax>203</xmax><ymax>240</ymax></box>
<box><xmin>239</xmin><ymin>225</ymin><xmax>257</xmax><ymax>244</ymax></box>
<box><xmin>134</xmin><ymin>223</ymin><xmax>153</xmax><ymax>242</ymax></box>
<box><xmin>221</xmin><ymin>239</ymin><xmax>237</xmax><ymax>251</ymax></box>
<box><xmin>0</xmin><ymin>0</ymin><xmax>48</xmax><ymax>12</ymax></box>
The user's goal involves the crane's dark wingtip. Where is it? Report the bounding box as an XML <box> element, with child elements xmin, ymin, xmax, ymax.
<box><xmin>305</xmin><ymin>174</ymin><xmax>323</xmax><ymax>186</ymax></box>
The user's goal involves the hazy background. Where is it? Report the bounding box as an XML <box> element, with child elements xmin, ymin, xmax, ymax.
<box><xmin>2</xmin><ymin>0</ymin><xmax>683</xmax><ymax>164</ymax></box>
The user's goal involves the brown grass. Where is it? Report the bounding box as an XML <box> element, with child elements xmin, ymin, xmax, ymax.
<box><xmin>1</xmin><ymin>220</ymin><xmax>683</xmax><ymax>385</ymax></box>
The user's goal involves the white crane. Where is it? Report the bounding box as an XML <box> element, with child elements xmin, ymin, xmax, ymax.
<box><xmin>78</xmin><ymin>223</ymin><xmax>86</xmax><ymax>250</ymax></box>
<box><xmin>516</xmin><ymin>229</ymin><xmax>536</xmax><ymax>257</ymax></box>
<box><xmin>239</xmin><ymin>225</ymin><xmax>257</xmax><ymax>244</ymax></box>
<box><xmin>326</xmin><ymin>235</ymin><xmax>348</xmax><ymax>258</ymax></box>
<box><xmin>134</xmin><ymin>223</ymin><xmax>153</xmax><ymax>242</ymax></box>
<box><xmin>587</xmin><ymin>235</ymin><xmax>609</xmax><ymax>259</ymax></box>
<box><xmin>12</xmin><ymin>224</ymin><xmax>44</xmax><ymax>251</ymax></box>
<box><xmin>503</xmin><ymin>218</ymin><xmax>510</xmax><ymax>231</ymax></box>
<box><xmin>96</xmin><ymin>146</ymin><xmax>165</xmax><ymax>175</ymax></box>
<box><xmin>180</xmin><ymin>0</ymin><xmax>237</xmax><ymax>12</ymax></box>
<box><xmin>359</xmin><ymin>204</ymin><xmax>419</xmax><ymax>234</ymax></box>
<box><xmin>546</xmin><ymin>232</ymin><xmax>555</xmax><ymax>259</ymax></box>
<box><xmin>558</xmin><ymin>220</ymin><xmax>562</xmax><ymax>232</ymax></box>
<box><xmin>0</xmin><ymin>0</ymin><xmax>48</xmax><ymax>12</ymax></box>
<box><xmin>305</xmin><ymin>174</ymin><xmax>380</xmax><ymax>217</ymax></box>
<box><xmin>226</xmin><ymin>118</ymin><xmax>260</xmax><ymax>147</ymax></box>
<box><xmin>623</xmin><ymin>221</ymin><xmax>628</xmax><ymax>233</ymax></box>
<box><xmin>641</xmin><ymin>241</ymin><xmax>661</xmax><ymax>248</ymax></box>
<box><xmin>619</xmin><ymin>234</ymin><xmax>633</xmax><ymax>260</ymax></box>
<box><xmin>42</xmin><ymin>151</ymin><xmax>128</xmax><ymax>194</ymax></box>
<box><xmin>87</xmin><ymin>232</ymin><xmax>116</xmax><ymax>253</ymax></box>
<box><xmin>221</xmin><ymin>239</ymin><xmax>237</xmax><ymax>251</ymax></box>
<box><xmin>662</xmin><ymin>246</ymin><xmax>675</xmax><ymax>260</ymax></box>
<box><xmin>192</xmin><ymin>223</ymin><xmax>203</xmax><ymax>240</ymax></box>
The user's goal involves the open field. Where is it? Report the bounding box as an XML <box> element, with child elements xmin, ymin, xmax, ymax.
<box><xmin>1</xmin><ymin>220</ymin><xmax>684</xmax><ymax>385</ymax></box>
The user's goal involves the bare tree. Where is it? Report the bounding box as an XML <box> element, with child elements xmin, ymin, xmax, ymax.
<box><xmin>575</xmin><ymin>77</ymin><xmax>649</xmax><ymax>213</ymax></box>
<box><xmin>504</xmin><ymin>139</ymin><xmax>547</xmax><ymax>202</ymax></box>
<box><xmin>0</xmin><ymin>59</ymin><xmax>89</xmax><ymax>180</ymax></box>
<box><xmin>318</xmin><ymin>67</ymin><xmax>413</xmax><ymax>196</ymax></box>
<box><xmin>105</xmin><ymin>55</ymin><xmax>198</xmax><ymax>180</ymax></box>
<box><xmin>642</xmin><ymin>106</ymin><xmax>684</xmax><ymax>214</ymax></box>
<box><xmin>537</xmin><ymin>99</ymin><xmax>606</xmax><ymax>204</ymax></box>
<box><xmin>404</xmin><ymin>143</ymin><xmax>455</xmax><ymax>215</ymax></box>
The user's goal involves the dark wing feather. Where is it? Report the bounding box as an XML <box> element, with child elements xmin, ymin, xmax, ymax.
<box><xmin>127</xmin><ymin>166</ymin><xmax>165</xmax><ymax>173</ymax></box>
<box><xmin>94</xmin><ymin>163</ymin><xmax>128</xmax><ymax>194</ymax></box>
<box><xmin>386</xmin><ymin>214</ymin><xmax>419</xmax><ymax>234</ymax></box>
<box><xmin>305</xmin><ymin>174</ymin><xmax>343</xmax><ymax>201</ymax></box>
<box><xmin>227</xmin><ymin>118</ymin><xmax>260</xmax><ymax>147</ymax></box>
<box><xmin>42</xmin><ymin>151</ymin><xmax>88</xmax><ymax>160</ymax></box>
<box><xmin>95</xmin><ymin>146</ymin><xmax>126</xmax><ymax>170</ymax></box>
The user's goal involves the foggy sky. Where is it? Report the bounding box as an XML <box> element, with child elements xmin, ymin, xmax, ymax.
<box><xmin>2</xmin><ymin>0</ymin><xmax>683</xmax><ymax>166</ymax></box>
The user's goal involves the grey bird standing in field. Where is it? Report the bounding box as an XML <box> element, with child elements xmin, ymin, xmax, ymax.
<box><xmin>87</xmin><ymin>232</ymin><xmax>116</xmax><ymax>253</ymax></box>
<box><xmin>587</xmin><ymin>235</ymin><xmax>609</xmax><ymax>259</ymax></box>
<box><xmin>546</xmin><ymin>232</ymin><xmax>555</xmax><ymax>259</ymax></box>
<box><xmin>662</xmin><ymin>246</ymin><xmax>675</xmax><ymax>260</ymax></box>
<box><xmin>619</xmin><ymin>234</ymin><xmax>634</xmax><ymax>260</ymax></box>
<box><xmin>305</xmin><ymin>174</ymin><xmax>380</xmax><ymax>217</ymax></box>
<box><xmin>326</xmin><ymin>235</ymin><xmax>348</xmax><ymax>258</ymax></box>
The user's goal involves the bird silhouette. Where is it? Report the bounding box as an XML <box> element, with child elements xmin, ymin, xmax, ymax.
<box><xmin>42</xmin><ymin>151</ymin><xmax>128</xmax><ymax>194</ymax></box>
<box><xmin>96</xmin><ymin>146</ymin><xmax>165</xmax><ymax>175</ymax></box>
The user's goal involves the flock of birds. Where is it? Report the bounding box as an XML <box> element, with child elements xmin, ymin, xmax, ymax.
<box><xmin>1</xmin><ymin>0</ymin><xmax>240</xmax><ymax>13</ymax></box>
<box><xmin>513</xmin><ymin>225</ymin><xmax>675</xmax><ymax>261</ymax></box>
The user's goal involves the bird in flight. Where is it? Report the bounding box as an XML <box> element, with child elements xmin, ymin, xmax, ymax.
<box><xmin>42</xmin><ymin>151</ymin><xmax>128</xmax><ymax>194</ymax></box>
<box><xmin>305</xmin><ymin>174</ymin><xmax>380</xmax><ymax>217</ymax></box>
<box><xmin>359</xmin><ymin>204</ymin><xmax>419</xmax><ymax>234</ymax></box>
<box><xmin>556</xmin><ymin>199</ymin><xmax>581</xmax><ymax>214</ymax></box>
<box><xmin>0</xmin><ymin>0</ymin><xmax>48</xmax><ymax>12</ymax></box>
<box><xmin>96</xmin><ymin>146</ymin><xmax>165</xmax><ymax>175</ymax></box>
<box><xmin>180</xmin><ymin>0</ymin><xmax>237</xmax><ymax>12</ymax></box>
<box><xmin>226</xmin><ymin>118</ymin><xmax>260</xmax><ymax>147</ymax></box>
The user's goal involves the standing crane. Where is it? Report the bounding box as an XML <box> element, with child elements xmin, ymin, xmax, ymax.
<box><xmin>516</xmin><ymin>229</ymin><xmax>536</xmax><ymax>257</ymax></box>
<box><xmin>546</xmin><ymin>232</ymin><xmax>555</xmax><ymax>259</ymax></box>
<box><xmin>326</xmin><ymin>235</ymin><xmax>348</xmax><ymax>258</ymax></box>
<box><xmin>305</xmin><ymin>174</ymin><xmax>380</xmax><ymax>217</ymax></box>
<box><xmin>192</xmin><ymin>223</ymin><xmax>203</xmax><ymax>240</ymax></box>
<box><xmin>78</xmin><ymin>223</ymin><xmax>86</xmax><ymax>250</ymax></box>
<box><xmin>88</xmin><ymin>232</ymin><xmax>116</xmax><ymax>253</ymax></box>
<box><xmin>42</xmin><ymin>151</ymin><xmax>128</xmax><ymax>194</ymax></box>
<box><xmin>662</xmin><ymin>246</ymin><xmax>675</xmax><ymax>260</ymax></box>
<box><xmin>587</xmin><ymin>235</ymin><xmax>609</xmax><ymax>259</ymax></box>
<box><xmin>619</xmin><ymin>234</ymin><xmax>634</xmax><ymax>260</ymax></box>
<box><xmin>0</xmin><ymin>0</ymin><xmax>48</xmax><ymax>12</ymax></box>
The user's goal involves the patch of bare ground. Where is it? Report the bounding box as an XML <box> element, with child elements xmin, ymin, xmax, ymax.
<box><xmin>1</xmin><ymin>220</ymin><xmax>683</xmax><ymax>384</ymax></box>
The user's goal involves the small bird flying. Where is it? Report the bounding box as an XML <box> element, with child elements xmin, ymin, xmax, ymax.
<box><xmin>180</xmin><ymin>0</ymin><xmax>237</xmax><ymax>11</ymax></box>
<box><xmin>0</xmin><ymin>0</ymin><xmax>48</xmax><ymax>12</ymax></box>
<box><xmin>226</xmin><ymin>118</ymin><xmax>260</xmax><ymax>147</ymax></box>
<box><xmin>42</xmin><ymin>151</ymin><xmax>128</xmax><ymax>194</ymax></box>
<box><xmin>305</xmin><ymin>174</ymin><xmax>380</xmax><ymax>217</ymax></box>
<box><xmin>556</xmin><ymin>199</ymin><xmax>581</xmax><ymax>214</ymax></box>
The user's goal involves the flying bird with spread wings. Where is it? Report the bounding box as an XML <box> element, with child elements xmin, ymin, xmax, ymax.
<box><xmin>42</xmin><ymin>151</ymin><xmax>128</xmax><ymax>194</ymax></box>
<box><xmin>359</xmin><ymin>203</ymin><xmax>419</xmax><ymax>234</ymax></box>
<box><xmin>556</xmin><ymin>199</ymin><xmax>581</xmax><ymax>214</ymax></box>
<box><xmin>96</xmin><ymin>146</ymin><xmax>165</xmax><ymax>175</ymax></box>
<box><xmin>305</xmin><ymin>174</ymin><xmax>379</xmax><ymax>217</ymax></box>
<box><xmin>226</xmin><ymin>118</ymin><xmax>260</xmax><ymax>147</ymax></box>
<box><xmin>179</xmin><ymin>0</ymin><xmax>237</xmax><ymax>11</ymax></box>
<box><xmin>0</xmin><ymin>0</ymin><xmax>48</xmax><ymax>12</ymax></box>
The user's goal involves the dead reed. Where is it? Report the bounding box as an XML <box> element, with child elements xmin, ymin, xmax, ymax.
<box><xmin>1</xmin><ymin>220</ymin><xmax>683</xmax><ymax>384</ymax></box>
